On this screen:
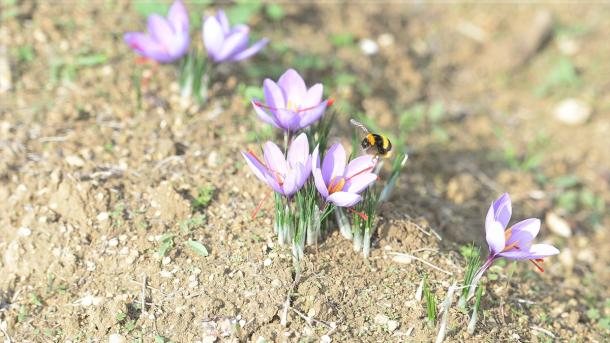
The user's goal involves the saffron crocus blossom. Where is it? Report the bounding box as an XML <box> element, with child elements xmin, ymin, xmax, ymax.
<box><xmin>312</xmin><ymin>143</ymin><xmax>377</xmax><ymax>207</ymax></box>
<box><xmin>467</xmin><ymin>193</ymin><xmax>559</xmax><ymax>298</ymax></box>
<box><xmin>124</xmin><ymin>0</ymin><xmax>190</xmax><ymax>63</ymax></box>
<box><xmin>253</xmin><ymin>69</ymin><xmax>332</xmax><ymax>132</ymax></box>
<box><xmin>203</xmin><ymin>10</ymin><xmax>269</xmax><ymax>63</ymax></box>
<box><xmin>241</xmin><ymin>132</ymin><xmax>311</xmax><ymax>197</ymax></box>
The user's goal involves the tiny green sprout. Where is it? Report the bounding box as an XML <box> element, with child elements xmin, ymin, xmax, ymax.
<box><xmin>30</xmin><ymin>293</ymin><xmax>43</xmax><ymax>306</ymax></box>
<box><xmin>186</xmin><ymin>240</ymin><xmax>209</xmax><ymax>257</ymax></box>
<box><xmin>467</xmin><ymin>283</ymin><xmax>484</xmax><ymax>335</ymax></box>
<box><xmin>157</xmin><ymin>234</ymin><xmax>175</xmax><ymax>257</ymax></box>
<box><xmin>331</xmin><ymin>32</ymin><xmax>354</xmax><ymax>47</ymax></box>
<box><xmin>115</xmin><ymin>311</ymin><xmax>127</xmax><ymax>322</ymax></box>
<box><xmin>103</xmin><ymin>142</ymin><xmax>115</xmax><ymax>153</ymax></box>
<box><xmin>458</xmin><ymin>244</ymin><xmax>481</xmax><ymax>309</ymax></box>
<box><xmin>423</xmin><ymin>276</ymin><xmax>436</xmax><ymax>327</ymax></box>
<box><xmin>192</xmin><ymin>184</ymin><xmax>215</xmax><ymax>212</ymax></box>
<box><xmin>17</xmin><ymin>305</ymin><xmax>27</xmax><ymax>322</ymax></box>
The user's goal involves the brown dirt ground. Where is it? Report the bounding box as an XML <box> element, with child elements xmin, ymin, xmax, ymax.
<box><xmin>1</xmin><ymin>1</ymin><xmax>609</xmax><ymax>342</ymax></box>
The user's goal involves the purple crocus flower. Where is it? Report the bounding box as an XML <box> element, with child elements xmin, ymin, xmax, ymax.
<box><xmin>467</xmin><ymin>193</ymin><xmax>559</xmax><ymax>298</ymax></box>
<box><xmin>241</xmin><ymin>132</ymin><xmax>311</xmax><ymax>197</ymax></box>
<box><xmin>203</xmin><ymin>10</ymin><xmax>269</xmax><ymax>63</ymax></box>
<box><xmin>124</xmin><ymin>0</ymin><xmax>190</xmax><ymax>63</ymax></box>
<box><xmin>253</xmin><ymin>69</ymin><xmax>333</xmax><ymax>132</ymax></box>
<box><xmin>312</xmin><ymin>143</ymin><xmax>377</xmax><ymax>207</ymax></box>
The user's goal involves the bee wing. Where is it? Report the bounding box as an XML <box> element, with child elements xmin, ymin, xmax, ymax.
<box><xmin>350</xmin><ymin>119</ymin><xmax>369</xmax><ymax>134</ymax></box>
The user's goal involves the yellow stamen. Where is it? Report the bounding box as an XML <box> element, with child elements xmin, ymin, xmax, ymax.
<box><xmin>327</xmin><ymin>176</ymin><xmax>346</xmax><ymax>194</ymax></box>
<box><xmin>501</xmin><ymin>226</ymin><xmax>518</xmax><ymax>252</ymax></box>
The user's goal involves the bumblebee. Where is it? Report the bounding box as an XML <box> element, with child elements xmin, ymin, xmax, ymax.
<box><xmin>350</xmin><ymin>119</ymin><xmax>392</xmax><ymax>158</ymax></box>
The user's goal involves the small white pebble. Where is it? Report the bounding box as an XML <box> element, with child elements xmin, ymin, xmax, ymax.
<box><xmin>65</xmin><ymin>155</ymin><xmax>85</xmax><ymax>167</ymax></box>
<box><xmin>97</xmin><ymin>212</ymin><xmax>109</xmax><ymax>221</ymax></box>
<box><xmin>359</xmin><ymin>38</ymin><xmax>379</xmax><ymax>55</ymax></box>
<box><xmin>17</xmin><ymin>227</ymin><xmax>31</xmax><ymax>237</ymax></box>
<box><xmin>263</xmin><ymin>258</ymin><xmax>272</xmax><ymax>266</ymax></box>
<box><xmin>162</xmin><ymin>256</ymin><xmax>171</xmax><ymax>265</ymax></box>
<box><xmin>108</xmin><ymin>238</ymin><xmax>119</xmax><ymax>247</ymax></box>
<box><xmin>108</xmin><ymin>333</ymin><xmax>125</xmax><ymax>343</ymax></box>
<box><xmin>320</xmin><ymin>335</ymin><xmax>331</xmax><ymax>343</ymax></box>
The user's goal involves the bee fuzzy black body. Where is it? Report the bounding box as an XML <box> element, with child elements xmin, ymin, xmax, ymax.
<box><xmin>361</xmin><ymin>133</ymin><xmax>392</xmax><ymax>157</ymax></box>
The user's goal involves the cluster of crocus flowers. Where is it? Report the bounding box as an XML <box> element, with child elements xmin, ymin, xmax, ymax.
<box><xmin>203</xmin><ymin>10</ymin><xmax>269</xmax><ymax>63</ymax></box>
<box><xmin>124</xmin><ymin>0</ymin><xmax>190</xmax><ymax>63</ymax></box>
<box><xmin>467</xmin><ymin>193</ymin><xmax>559</xmax><ymax>298</ymax></box>
<box><xmin>253</xmin><ymin>69</ymin><xmax>332</xmax><ymax>132</ymax></box>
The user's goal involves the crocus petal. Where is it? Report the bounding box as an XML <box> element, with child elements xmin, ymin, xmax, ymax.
<box><xmin>327</xmin><ymin>192</ymin><xmax>362</xmax><ymax>207</ymax></box>
<box><xmin>230</xmin><ymin>38</ymin><xmax>269</xmax><ymax>61</ymax></box>
<box><xmin>303</xmin><ymin>83</ymin><xmax>323</xmax><ymax>108</ymax></box>
<box><xmin>263</xmin><ymin>79</ymin><xmax>285</xmax><ymax>111</ymax></box>
<box><xmin>486</xmin><ymin>220</ymin><xmax>506</xmax><ymax>255</ymax></box>
<box><xmin>278</xmin><ymin>69</ymin><xmax>307</xmax><ymax>104</ymax></box>
<box><xmin>287</xmin><ymin>133</ymin><xmax>309</xmax><ymax>167</ymax></box>
<box><xmin>312</xmin><ymin>145</ymin><xmax>321</xmax><ymax>169</ymax></box>
<box><xmin>313</xmin><ymin>167</ymin><xmax>329</xmax><ymax>199</ymax></box>
<box><xmin>203</xmin><ymin>16</ymin><xmax>224</xmax><ymax>59</ymax></box>
<box><xmin>345</xmin><ymin>155</ymin><xmax>375</xmax><ymax>179</ymax></box>
<box><xmin>321</xmin><ymin>143</ymin><xmax>346</xmax><ymax>185</ymax></box>
<box><xmin>264</xmin><ymin>173</ymin><xmax>283</xmax><ymax>194</ymax></box>
<box><xmin>273</xmin><ymin>108</ymin><xmax>300</xmax><ymax>131</ymax></box>
<box><xmin>505</xmin><ymin>218</ymin><xmax>540</xmax><ymax>248</ymax></box>
<box><xmin>282</xmin><ymin>165</ymin><xmax>300</xmax><ymax>196</ymax></box>
<box><xmin>297</xmin><ymin>100</ymin><xmax>327</xmax><ymax>129</ymax></box>
<box><xmin>124</xmin><ymin>32</ymin><xmax>173</xmax><ymax>63</ymax></box>
<box><xmin>252</xmin><ymin>100</ymin><xmax>280</xmax><ymax>128</ymax></box>
<box><xmin>215</xmin><ymin>30</ymin><xmax>249</xmax><ymax>61</ymax></box>
<box><xmin>263</xmin><ymin>141</ymin><xmax>287</xmax><ymax>175</ymax></box>
<box><xmin>345</xmin><ymin>173</ymin><xmax>377</xmax><ymax>194</ymax></box>
<box><xmin>241</xmin><ymin>150</ymin><xmax>272</xmax><ymax>185</ymax></box>
<box><xmin>492</xmin><ymin>193</ymin><xmax>512</xmax><ymax>228</ymax></box>
<box><xmin>526</xmin><ymin>243</ymin><xmax>560</xmax><ymax>259</ymax></box>
<box><xmin>168</xmin><ymin>0</ymin><xmax>189</xmax><ymax>33</ymax></box>
<box><xmin>147</xmin><ymin>14</ymin><xmax>174</xmax><ymax>46</ymax></box>
<box><xmin>216</xmin><ymin>9</ymin><xmax>230</xmax><ymax>34</ymax></box>
<box><xmin>498</xmin><ymin>244</ymin><xmax>559</xmax><ymax>260</ymax></box>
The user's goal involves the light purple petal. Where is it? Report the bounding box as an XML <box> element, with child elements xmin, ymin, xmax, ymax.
<box><xmin>216</xmin><ymin>30</ymin><xmax>249</xmax><ymax>61</ymax></box>
<box><xmin>124</xmin><ymin>32</ymin><xmax>173</xmax><ymax>63</ymax></box>
<box><xmin>486</xmin><ymin>220</ymin><xmax>506</xmax><ymax>255</ymax></box>
<box><xmin>203</xmin><ymin>16</ymin><xmax>224</xmax><ymax>59</ymax></box>
<box><xmin>321</xmin><ymin>143</ymin><xmax>346</xmax><ymax>185</ymax></box>
<box><xmin>273</xmin><ymin>108</ymin><xmax>299</xmax><ymax>131</ymax></box>
<box><xmin>252</xmin><ymin>100</ymin><xmax>280</xmax><ymax>128</ymax></box>
<box><xmin>297</xmin><ymin>100</ymin><xmax>328</xmax><ymax>129</ymax></box>
<box><xmin>264</xmin><ymin>173</ymin><xmax>283</xmax><ymax>194</ymax></box>
<box><xmin>313</xmin><ymin>167</ymin><xmax>329</xmax><ymax>199</ymax></box>
<box><xmin>496</xmin><ymin>250</ymin><xmax>531</xmax><ymax>260</ymax></box>
<box><xmin>345</xmin><ymin>173</ymin><xmax>377</xmax><ymax>194</ymax></box>
<box><xmin>506</xmin><ymin>218</ymin><xmax>540</xmax><ymax>249</ymax></box>
<box><xmin>312</xmin><ymin>145</ymin><xmax>321</xmax><ymax>169</ymax></box>
<box><xmin>263</xmin><ymin>141</ymin><xmax>287</xmax><ymax>176</ymax></box>
<box><xmin>230</xmin><ymin>38</ymin><xmax>269</xmax><ymax>62</ymax></box>
<box><xmin>287</xmin><ymin>133</ymin><xmax>309</xmax><ymax>167</ymax></box>
<box><xmin>216</xmin><ymin>9</ymin><xmax>230</xmax><ymax>34</ymax></box>
<box><xmin>168</xmin><ymin>0</ymin><xmax>189</xmax><ymax>33</ymax></box>
<box><xmin>303</xmin><ymin>83</ymin><xmax>323</xmax><ymax>108</ymax></box>
<box><xmin>498</xmin><ymin>244</ymin><xmax>559</xmax><ymax>260</ymax></box>
<box><xmin>263</xmin><ymin>79</ymin><xmax>285</xmax><ymax>111</ymax></box>
<box><xmin>327</xmin><ymin>192</ymin><xmax>362</xmax><ymax>207</ymax></box>
<box><xmin>282</xmin><ymin>165</ymin><xmax>300</xmax><ymax>196</ymax></box>
<box><xmin>492</xmin><ymin>193</ymin><xmax>512</xmax><ymax>228</ymax></box>
<box><xmin>526</xmin><ymin>243</ymin><xmax>560</xmax><ymax>259</ymax></box>
<box><xmin>241</xmin><ymin>151</ymin><xmax>268</xmax><ymax>183</ymax></box>
<box><xmin>345</xmin><ymin>155</ymin><xmax>375</xmax><ymax>179</ymax></box>
<box><xmin>147</xmin><ymin>14</ymin><xmax>174</xmax><ymax>46</ymax></box>
<box><xmin>278</xmin><ymin>69</ymin><xmax>307</xmax><ymax>105</ymax></box>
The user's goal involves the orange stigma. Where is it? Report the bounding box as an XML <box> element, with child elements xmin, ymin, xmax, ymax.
<box><xmin>529</xmin><ymin>258</ymin><xmax>545</xmax><ymax>273</ymax></box>
<box><xmin>327</xmin><ymin>98</ymin><xmax>335</xmax><ymax>107</ymax></box>
<box><xmin>348</xmin><ymin>207</ymin><xmax>368</xmax><ymax>221</ymax></box>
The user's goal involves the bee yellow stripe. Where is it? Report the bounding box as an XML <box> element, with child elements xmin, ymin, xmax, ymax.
<box><xmin>382</xmin><ymin>136</ymin><xmax>390</xmax><ymax>149</ymax></box>
<box><xmin>367</xmin><ymin>134</ymin><xmax>376</xmax><ymax>145</ymax></box>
